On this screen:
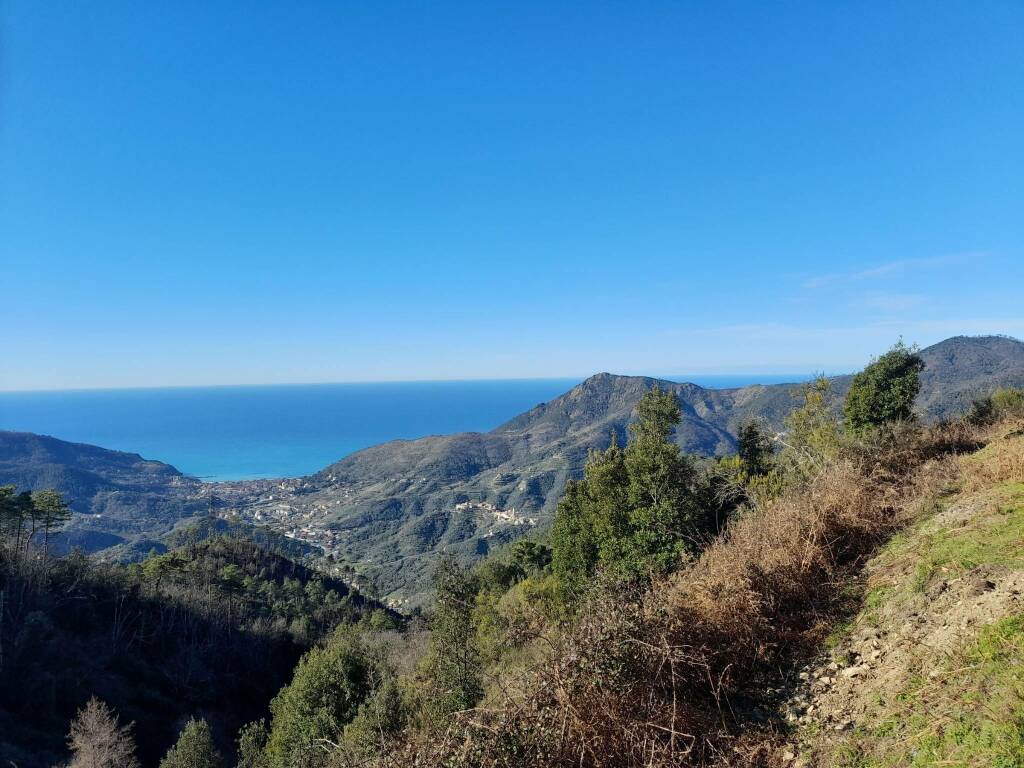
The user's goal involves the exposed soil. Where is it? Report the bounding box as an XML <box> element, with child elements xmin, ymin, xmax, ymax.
<box><xmin>772</xmin><ymin>437</ymin><xmax>1024</xmax><ymax>767</ymax></box>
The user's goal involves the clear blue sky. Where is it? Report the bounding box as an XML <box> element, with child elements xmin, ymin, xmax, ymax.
<box><xmin>2</xmin><ymin>2</ymin><xmax>1022</xmax><ymax>391</ymax></box>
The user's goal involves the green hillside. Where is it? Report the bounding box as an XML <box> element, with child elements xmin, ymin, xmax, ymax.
<box><xmin>0</xmin><ymin>530</ymin><xmax>397</xmax><ymax>767</ymax></box>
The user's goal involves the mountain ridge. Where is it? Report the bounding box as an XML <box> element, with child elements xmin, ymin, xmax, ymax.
<box><xmin>3</xmin><ymin>335</ymin><xmax>1024</xmax><ymax>604</ymax></box>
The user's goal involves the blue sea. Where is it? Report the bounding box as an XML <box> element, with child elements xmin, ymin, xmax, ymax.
<box><xmin>0</xmin><ymin>375</ymin><xmax>803</xmax><ymax>481</ymax></box>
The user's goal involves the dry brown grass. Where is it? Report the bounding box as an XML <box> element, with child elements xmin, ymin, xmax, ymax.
<box><xmin>960</xmin><ymin>420</ymin><xmax>1024</xmax><ymax>492</ymax></box>
<box><xmin>378</xmin><ymin>420</ymin><xmax>988</xmax><ymax>768</ymax></box>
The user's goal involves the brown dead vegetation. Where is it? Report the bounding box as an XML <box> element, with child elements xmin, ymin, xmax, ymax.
<box><xmin>378</xmin><ymin>420</ymin><xmax>989</xmax><ymax>768</ymax></box>
<box><xmin>960</xmin><ymin>420</ymin><xmax>1024</xmax><ymax>492</ymax></box>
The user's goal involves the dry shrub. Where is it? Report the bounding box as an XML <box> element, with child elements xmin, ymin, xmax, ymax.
<box><xmin>664</xmin><ymin>461</ymin><xmax>882</xmax><ymax>684</ymax></box>
<box><xmin>960</xmin><ymin>421</ymin><xmax>1024</xmax><ymax>492</ymax></box>
<box><xmin>389</xmin><ymin>420</ymin><xmax>984</xmax><ymax>768</ymax></box>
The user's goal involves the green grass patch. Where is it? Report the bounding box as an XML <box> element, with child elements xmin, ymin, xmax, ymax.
<box><xmin>825</xmin><ymin>618</ymin><xmax>856</xmax><ymax>649</ymax></box>
<box><xmin>911</xmin><ymin>487</ymin><xmax>1024</xmax><ymax>593</ymax></box>
<box><xmin>809</xmin><ymin>471</ymin><xmax>1024</xmax><ymax>768</ymax></box>
<box><xmin>839</xmin><ymin>612</ymin><xmax>1024</xmax><ymax>768</ymax></box>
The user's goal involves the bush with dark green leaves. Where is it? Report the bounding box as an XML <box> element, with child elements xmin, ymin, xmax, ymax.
<box><xmin>843</xmin><ymin>341</ymin><xmax>925</xmax><ymax>432</ymax></box>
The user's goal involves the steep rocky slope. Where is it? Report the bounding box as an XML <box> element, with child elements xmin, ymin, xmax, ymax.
<box><xmin>782</xmin><ymin>423</ymin><xmax>1024</xmax><ymax>766</ymax></box>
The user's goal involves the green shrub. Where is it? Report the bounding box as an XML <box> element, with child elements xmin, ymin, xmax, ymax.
<box><xmin>159</xmin><ymin>718</ymin><xmax>222</xmax><ymax>768</ymax></box>
<box><xmin>844</xmin><ymin>341</ymin><xmax>925</xmax><ymax>432</ymax></box>
<box><xmin>781</xmin><ymin>375</ymin><xmax>843</xmax><ymax>475</ymax></box>
<box><xmin>340</xmin><ymin>668</ymin><xmax>406</xmax><ymax>759</ymax></box>
<box><xmin>968</xmin><ymin>387</ymin><xmax>1024</xmax><ymax>425</ymax></box>
<box><xmin>265</xmin><ymin>630</ymin><xmax>374</xmax><ymax>768</ymax></box>
<box><xmin>992</xmin><ymin>387</ymin><xmax>1024</xmax><ymax>417</ymax></box>
<box><xmin>422</xmin><ymin>557</ymin><xmax>483</xmax><ymax>721</ymax></box>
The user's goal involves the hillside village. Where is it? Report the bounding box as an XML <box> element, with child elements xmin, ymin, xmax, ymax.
<box><xmin>209</xmin><ymin>474</ymin><xmax>539</xmax><ymax>591</ymax></box>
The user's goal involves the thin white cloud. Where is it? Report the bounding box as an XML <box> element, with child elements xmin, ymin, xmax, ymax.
<box><xmin>649</xmin><ymin>320</ymin><xmax>1024</xmax><ymax>376</ymax></box>
<box><xmin>803</xmin><ymin>253</ymin><xmax>977</xmax><ymax>289</ymax></box>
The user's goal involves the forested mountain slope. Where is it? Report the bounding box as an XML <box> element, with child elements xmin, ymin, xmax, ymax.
<box><xmin>0</xmin><ymin>431</ymin><xmax>206</xmax><ymax>552</ymax></box>
<box><xmin>0</xmin><ymin>533</ymin><xmax>397</xmax><ymax>767</ymax></box>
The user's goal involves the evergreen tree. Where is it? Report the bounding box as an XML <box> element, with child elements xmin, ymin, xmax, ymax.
<box><xmin>67</xmin><ymin>697</ymin><xmax>140</xmax><ymax>768</ymax></box>
<box><xmin>510</xmin><ymin>540</ymin><xmax>552</xmax><ymax>572</ymax></box>
<box><xmin>31</xmin><ymin>489</ymin><xmax>72</xmax><ymax>555</ymax></box>
<box><xmin>265</xmin><ymin>630</ymin><xmax>372</xmax><ymax>768</ymax></box>
<box><xmin>550</xmin><ymin>438</ymin><xmax>627</xmax><ymax>587</ymax></box>
<box><xmin>0</xmin><ymin>485</ymin><xmax>16</xmax><ymax>542</ymax></box>
<box><xmin>341</xmin><ymin>668</ymin><xmax>406</xmax><ymax>757</ymax></box>
<box><xmin>619</xmin><ymin>388</ymin><xmax>700</xmax><ymax>574</ymax></box>
<box><xmin>159</xmin><ymin>718</ymin><xmax>223</xmax><ymax>768</ymax></box>
<box><xmin>0</xmin><ymin>487</ymin><xmax>34</xmax><ymax>551</ymax></box>
<box><xmin>550</xmin><ymin>387</ymin><xmax>701</xmax><ymax>586</ymax></box>
<box><xmin>235</xmin><ymin>720</ymin><xmax>268</xmax><ymax>768</ymax></box>
<box><xmin>843</xmin><ymin>341</ymin><xmax>925</xmax><ymax>432</ymax></box>
<box><xmin>425</xmin><ymin>556</ymin><xmax>483</xmax><ymax>719</ymax></box>
<box><xmin>736</xmin><ymin>420</ymin><xmax>772</xmax><ymax>476</ymax></box>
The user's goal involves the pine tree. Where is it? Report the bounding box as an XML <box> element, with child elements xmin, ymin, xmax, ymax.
<box><xmin>425</xmin><ymin>556</ymin><xmax>483</xmax><ymax>719</ymax></box>
<box><xmin>550</xmin><ymin>440</ymin><xmax>626</xmax><ymax>587</ymax></box>
<box><xmin>550</xmin><ymin>387</ymin><xmax>700</xmax><ymax>585</ymax></box>
<box><xmin>31</xmin><ymin>489</ymin><xmax>72</xmax><ymax>555</ymax></box>
<box><xmin>159</xmin><ymin>718</ymin><xmax>223</xmax><ymax>768</ymax></box>
<box><xmin>0</xmin><ymin>485</ymin><xmax>16</xmax><ymax>543</ymax></box>
<box><xmin>737</xmin><ymin>420</ymin><xmax>772</xmax><ymax>476</ymax></box>
<box><xmin>620</xmin><ymin>388</ymin><xmax>699</xmax><ymax>575</ymax></box>
<box><xmin>0</xmin><ymin>488</ymin><xmax>34</xmax><ymax>551</ymax></box>
<box><xmin>235</xmin><ymin>720</ymin><xmax>268</xmax><ymax>768</ymax></box>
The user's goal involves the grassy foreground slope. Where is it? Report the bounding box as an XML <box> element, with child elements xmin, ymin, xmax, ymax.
<box><xmin>789</xmin><ymin>423</ymin><xmax>1024</xmax><ymax>767</ymax></box>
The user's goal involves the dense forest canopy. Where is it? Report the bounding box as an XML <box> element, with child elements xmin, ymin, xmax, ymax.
<box><xmin>0</xmin><ymin>495</ymin><xmax>397</xmax><ymax>767</ymax></box>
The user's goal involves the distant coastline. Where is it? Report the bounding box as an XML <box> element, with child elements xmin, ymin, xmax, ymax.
<box><xmin>0</xmin><ymin>375</ymin><xmax>813</xmax><ymax>481</ymax></box>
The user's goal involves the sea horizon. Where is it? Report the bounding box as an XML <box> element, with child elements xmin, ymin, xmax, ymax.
<box><xmin>0</xmin><ymin>374</ymin><xmax>819</xmax><ymax>481</ymax></box>
<box><xmin>0</xmin><ymin>369</ymin><xmax>830</xmax><ymax>396</ymax></box>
